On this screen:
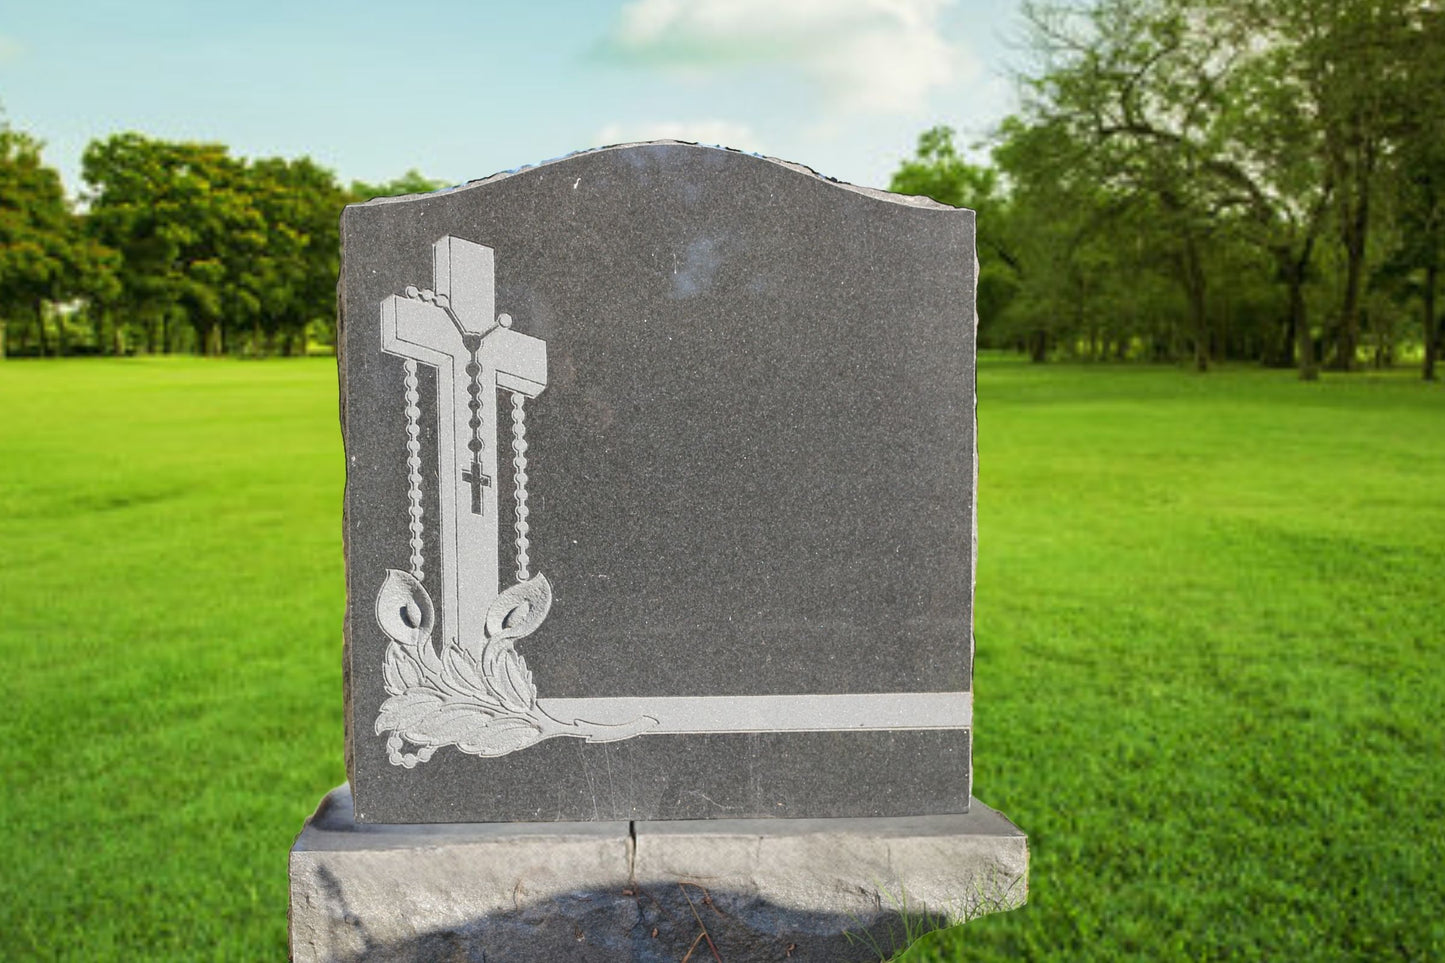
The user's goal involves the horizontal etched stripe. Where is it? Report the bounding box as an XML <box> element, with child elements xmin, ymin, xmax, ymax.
<box><xmin>536</xmin><ymin>692</ymin><xmax>971</xmax><ymax>735</ymax></box>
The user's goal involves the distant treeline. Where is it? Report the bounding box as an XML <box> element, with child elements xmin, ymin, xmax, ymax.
<box><xmin>0</xmin><ymin>125</ymin><xmax>443</xmax><ymax>359</ymax></box>
<box><xmin>3</xmin><ymin>1</ymin><xmax>1442</xmax><ymax>377</ymax></box>
<box><xmin>891</xmin><ymin>0</ymin><xmax>1445</xmax><ymax>379</ymax></box>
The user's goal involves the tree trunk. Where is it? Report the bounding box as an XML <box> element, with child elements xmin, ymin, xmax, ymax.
<box><xmin>1029</xmin><ymin>330</ymin><xmax>1048</xmax><ymax>362</ymax></box>
<box><xmin>1183</xmin><ymin>236</ymin><xmax>1209</xmax><ymax>372</ymax></box>
<box><xmin>1273</xmin><ymin>235</ymin><xmax>1320</xmax><ymax>382</ymax></box>
<box><xmin>1334</xmin><ymin>204</ymin><xmax>1367</xmax><ymax>371</ymax></box>
<box><xmin>1072</xmin><ymin>275</ymin><xmax>1087</xmax><ymax>361</ymax></box>
<box><xmin>1425</xmin><ymin>259</ymin><xmax>1439</xmax><ymax>381</ymax></box>
<box><xmin>207</xmin><ymin>322</ymin><xmax>223</xmax><ymax>357</ymax></box>
<box><xmin>1275</xmin><ymin>306</ymin><xmax>1297</xmax><ymax>368</ymax></box>
<box><xmin>35</xmin><ymin>303</ymin><xmax>49</xmax><ymax>357</ymax></box>
<box><xmin>0</xmin><ymin>317</ymin><xmax>7</xmax><ymax>360</ymax></box>
<box><xmin>1333</xmin><ymin>129</ymin><xmax>1379</xmax><ymax>372</ymax></box>
<box><xmin>1217</xmin><ymin>296</ymin><xmax>1229</xmax><ymax>363</ymax></box>
<box><xmin>52</xmin><ymin>304</ymin><xmax>68</xmax><ymax>357</ymax></box>
<box><xmin>1286</xmin><ymin>259</ymin><xmax>1317</xmax><ymax>382</ymax></box>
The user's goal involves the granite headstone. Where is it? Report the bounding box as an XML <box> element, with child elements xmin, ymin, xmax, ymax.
<box><xmin>339</xmin><ymin>142</ymin><xmax>978</xmax><ymax>823</ymax></box>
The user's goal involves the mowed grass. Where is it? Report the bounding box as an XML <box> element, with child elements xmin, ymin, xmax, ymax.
<box><xmin>0</xmin><ymin>358</ymin><xmax>345</xmax><ymax>960</ymax></box>
<box><xmin>1</xmin><ymin>356</ymin><xmax>1441</xmax><ymax>961</ymax></box>
<box><xmin>901</xmin><ymin>358</ymin><xmax>1445</xmax><ymax>962</ymax></box>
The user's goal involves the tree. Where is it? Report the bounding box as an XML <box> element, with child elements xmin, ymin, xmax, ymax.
<box><xmin>0</xmin><ymin>124</ymin><xmax>66</xmax><ymax>357</ymax></box>
<box><xmin>0</xmin><ymin>120</ymin><xmax>119</xmax><ymax>359</ymax></box>
<box><xmin>989</xmin><ymin>116</ymin><xmax>1139</xmax><ymax>362</ymax></box>
<box><xmin>890</xmin><ymin>126</ymin><xmax>1020</xmax><ymax>346</ymax></box>
<box><xmin>1234</xmin><ymin>0</ymin><xmax>1418</xmax><ymax>370</ymax></box>
<box><xmin>1391</xmin><ymin>132</ymin><xmax>1445</xmax><ymax>380</ymax></box>
<box><xmin>890</xmin><ymin>0</ymin><xmax>1438</xmax><ymax>372</ymax></box>
<box><xmin>83</xmin><ymin>134</ymin><xmax>265</xmax><ymax>355</ymax></box>
<box><xmin>349</xmin><ymin>169</ymin><xmax>448</xmax><ymax>203</ymax></box>
<box><xmin>888</xmin><ymin>115</ymin><xmax>1233</xmax><ymax>364</ymax></box>
<box><xmin>249</xmin><ymin>156</ymin><xmax>347</xmax><ymax>354</ymax></box>
<box><xmin>1381</xmin><ymin>3</ymin><xmax>1445</xmax><ymax>379</ymax></box>
<box><xmin>1014</xmin><ymin>0</ymin><xmax>1346</xmax><ymax>377</ymax></box>
<box><xmin>1027</xmin><ymin>0</ymin><xmax>1246</xmax><ymax>369</ymax></box>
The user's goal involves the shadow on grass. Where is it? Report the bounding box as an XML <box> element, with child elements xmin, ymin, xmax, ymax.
<box><xmin>313</xmin><ymin>881</ymin><xmax>925</xmax><ymax>963</ymax></box>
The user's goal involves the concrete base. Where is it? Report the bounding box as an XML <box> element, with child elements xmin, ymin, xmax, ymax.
<box><xmin>289</xmin><ymin>785</ymin><xmax>1027</xmax><ymax>963</ymax></box>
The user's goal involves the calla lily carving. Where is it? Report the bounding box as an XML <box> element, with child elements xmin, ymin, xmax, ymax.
<box><xmin>374</xmin><ymin>569</ymin><xmax>655</xmax><ymax>765</ymax></box>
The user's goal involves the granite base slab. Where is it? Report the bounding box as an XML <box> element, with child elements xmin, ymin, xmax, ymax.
<box><xmin>289</xmin><ymin>784</ymin><xmax>1028</xmax><ymax>963</ymax></box>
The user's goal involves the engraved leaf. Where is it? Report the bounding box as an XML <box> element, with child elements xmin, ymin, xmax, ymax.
<box><xmin>484</xmin><ymin>574</ymin><xmax>552</xmax><ymax>642</ymax></box>
<box><xmin>403</xmin><ymin>702</ymin><xmax>500</xmax><ymax>747</ymax></box>
<box><xmin>440</xmin><ymin>644</ymin><xmax>489</xmax><ymax>700</ymax></box>
<box><xmin>482</xmin><ymin>646</ymin><xmax>537</xmax><ymax>713</ymax></box>
<box><xmin>375</xmin><ymin>689</ymin><xmax>445</xmax><ymax>735</ymax></box>
<box><xmin>456</xmin><ymin>718</ymin><xmax>543</xmax><ymax>757</ymax></box>
<box><xmin>383</xmin><ymin>643</ymin><xmax>425</xmax><ymax>695</ymax></box>
<box><xmin>383</xmin><ymin>647</ymin><xmax>404</xmax><ymax>694</ymax></box>
<box><xmin>376</xmin><ymin>569</ymin><xmax>434</xmax><ymax>648</ymax></box>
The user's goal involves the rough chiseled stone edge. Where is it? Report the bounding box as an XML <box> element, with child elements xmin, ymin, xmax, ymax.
<box><xmin>634</xmin><ymin>802</ymin><xmax>1028</xmax><ymax>926</ymax></box>
<box><xmin>289</xmin><ymin>785</ymin><xmax>1027</xmax><ymax>963</ymax></box>
<box><xmin>289</xmin><ymin>786</ymin><xmax>633</xmax><ymax>962</ymax></box>
<box><xmin>350</xmin><ymin>140</ymin><xmax>964</xmax><ymax>211</ymax></box>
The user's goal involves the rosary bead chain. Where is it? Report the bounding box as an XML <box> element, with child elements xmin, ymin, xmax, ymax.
<box><xmin>403</xmin><ymin>359</ymin><xmax>425</xmax><ymax>582</ymax></box>
<box><xmin>511</xmin><ymin>392</ymin><xmax>531</xmax><ymax>582</ymax></box>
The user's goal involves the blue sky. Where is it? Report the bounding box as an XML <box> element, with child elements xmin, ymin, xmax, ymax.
<box><xmin>2</xmin><ymin>0</ymin><xmax>1028</xmax><ymax>195</ymax></box>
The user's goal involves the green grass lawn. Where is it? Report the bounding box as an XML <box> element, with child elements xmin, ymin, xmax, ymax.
<box><xmin>1</xmin><ymin>356</ymin><xmax>1441</xmax><ymax>961</ymax></box>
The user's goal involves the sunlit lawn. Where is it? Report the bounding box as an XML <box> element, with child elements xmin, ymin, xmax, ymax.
<box><xmin>903</xmin><ymin>357</ymin><xmax>1445</xmax><ymax>962</ymax></box>
<box><xmin>1</xmin><ymin>356</ymin><xmax>1441</xmax><ymax>961</ymax></box>
<box><xmin>0</xmin><ymin>358</ymin><xmax>345</xmax><ymax>960</ymax></box>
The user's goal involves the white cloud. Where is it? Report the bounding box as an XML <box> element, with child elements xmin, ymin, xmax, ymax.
<box><xmin>607</xmin><ymin>0</ymin><xmax>965</xmax><ymax>115</ymax></box>
<box><xmin>595</xmin><ymin>119</ymin><xmax>763</xmax><ymax>152</ymax></box>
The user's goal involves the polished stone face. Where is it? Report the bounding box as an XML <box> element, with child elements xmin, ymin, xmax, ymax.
<box><xmin>340</xmin><ymin>143</ymin><xmax>978</xmax><ymax>823</ymax></box>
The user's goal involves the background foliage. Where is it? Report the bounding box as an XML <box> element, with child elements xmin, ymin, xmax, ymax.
<box><xmin>892</xmin><ymin>0</ymin><xmax>1445</xmax><ymax>379</ymax></box>
<box><xmin>3</xmin><ymin>2</ymin><xmax>1442</xmax><ymax>376</ymax></box>
<box><xmin>0</xmin><ymin>122</ymin><xmax>444</xmax><ymax>359</ymax></box>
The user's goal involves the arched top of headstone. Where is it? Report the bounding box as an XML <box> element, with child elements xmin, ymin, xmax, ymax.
<box><xmin>348</xmin><ymin>140</ymin><xmax>969</xmax><ymax>214</ymax></box>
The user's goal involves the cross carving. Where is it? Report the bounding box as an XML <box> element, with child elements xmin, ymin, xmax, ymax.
<box><xmin>380</xmin><ymin>236</ymin><xmax>547</xmax><ymax>648</ymax></box>
<box><xmin>460</xmin><ymin>459</ymin><xmax>491</xmax><ymax>515</ymax></box>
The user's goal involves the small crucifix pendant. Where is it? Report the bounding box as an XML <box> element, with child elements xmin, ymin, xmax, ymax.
<box><xmin>461</xmin><ymin>459</ymin><xmax>491</xmax><ymax>515</ymax></box>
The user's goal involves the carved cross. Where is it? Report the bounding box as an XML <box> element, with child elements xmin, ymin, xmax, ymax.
<box><xmin>381</xmin><ymin>236</ymin><xmax>547</xmax><ymax>649</ymax></box>
<box><xmin>460</xmin><ymin>459</ymin><xmax>491</xmax><ymax>515</ymax></box>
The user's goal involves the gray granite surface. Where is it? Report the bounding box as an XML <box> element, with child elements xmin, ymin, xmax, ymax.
<box><xmin>339</xmin><ymin>142</ymin><xmax>978</xmax><ymax>822</ymax></box>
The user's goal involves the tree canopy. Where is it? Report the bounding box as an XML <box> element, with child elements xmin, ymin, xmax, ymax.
<box><xmin>0</xmin><ymin>122</ymin><xmax>116</xmax><ymax>358</ymax></box>
<box><xmin>890</xmin><ymin>0</ymin><xmax>1445</xmax><ymax>378</ymax></box>
<box><xmin>0</xmin><ymin>120</ymin><xmax>443</xmax><ymax>359</ymax></box>
<box><xmin>4</xmin><ymin>5</ymin><xmax>1443</xmax><ymax>378</ymax></box>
